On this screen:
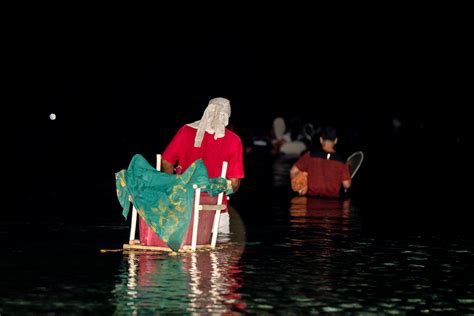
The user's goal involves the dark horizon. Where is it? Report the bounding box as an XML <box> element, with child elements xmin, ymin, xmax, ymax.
<box><xmin>5</xmin><ymin>14</ymin><xmax>474</xmax><ymax>314</ymax></box>
<box><xmin>12</xmin><ymin>24</ymin><xmax>471</xmax><ymax>227</ymax></box>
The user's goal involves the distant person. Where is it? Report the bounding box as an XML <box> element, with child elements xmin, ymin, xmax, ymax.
<box><xmin>161</xmin><ymin>97</ymin><xmax>245</xmax><ymax>233</ymax></box>
<box><xmin>271</xmin><ymin>116</ymin><xmax>306</xmax><ymax>188</ymax></box>
<box><xmin>270</xmin><ymin>116</ymin><xmax>288</xmax><ymax>155</ymax></box>
<box><xmin>290</xmin><ymin>126</ymin><xmax>351</xmax><ymax>198</ymax></box>
<box><xmin>271</xmin><ymin>116</ymin><xmax>307</xmax><ymax>157</ymax></box>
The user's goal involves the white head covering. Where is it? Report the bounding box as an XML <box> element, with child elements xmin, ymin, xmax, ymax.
<box><xmin>187</xmin><ymin>97</ymin><xmax>231</xmax><ymax>147</ymax></box>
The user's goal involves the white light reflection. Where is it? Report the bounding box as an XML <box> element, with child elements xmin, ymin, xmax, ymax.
<box><xmin>126</xmin><ymin>251</ymin><xmax>138</xmax><ymax>316</ymax></box>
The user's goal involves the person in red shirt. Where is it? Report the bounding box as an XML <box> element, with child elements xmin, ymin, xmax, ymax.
<box><xmin>161</xmin><ymin>97</ymin><xmax>245</xmax><ymax>234</ymax></box>
<box><xmin>290</xmin><ymin>126</ymin><xmax>351</xmax><ymax>198</ymax></box>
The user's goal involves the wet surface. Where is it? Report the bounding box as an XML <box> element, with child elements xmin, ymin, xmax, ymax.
<box><xmin>4</xmin><ymin>145</ymin><xmax>474</xmax><ymax>314</ymax></box>
<box><xmin>10</xmin><ymin>22</ymin><xmax>472</xmax><ymax>314</ymax></box>
<box><xmin>2</xmin><ymin>192</ymin><xmax>474</xmax><ymax>314</ymax></box>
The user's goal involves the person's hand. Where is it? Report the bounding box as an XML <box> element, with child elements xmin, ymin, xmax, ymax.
<box><xmin>225</xmin><ymin>179</ymin><xmax>234</xmax><ymax>195</ymax></box>
<box><xmin>298</xmin><ymin>187</ymin><xmax>308</xmax><ymax>196</ymax></box>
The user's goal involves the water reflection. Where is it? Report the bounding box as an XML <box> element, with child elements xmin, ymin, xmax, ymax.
<box><xmin>290</xmin><ymin>196</ymin><xmax>351</xmax><ymax>227</ymax></box>
<box><xmin>114</xmin><ymin>207</ymin><xmax>246</xmax><ymax>314</ymax></box>
<box><xmin>235</xmin><ymin>196</ymin><xmax>474</xmax><ymax>314</ymax></box>
<box><xmin>289</xmin><ymin>196</ymin><xmax>357</xmax><ymax>240</ymax></box>
<box><xmin>288</xmin><ymin>197</ymin><xmax>357</xmax><ymax>302</ymax></box>
<box><xmin>2</xmin><ymin>195</ymin><xmax>474</xmax><ymax>314</ymax></box>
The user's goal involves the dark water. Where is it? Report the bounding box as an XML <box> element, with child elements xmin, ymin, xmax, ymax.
<box><xmin>2</xmin><ymin>192</ymin><xmax>474</xmax><ymax>314</ymax></box>
<box><xmin>3</xmin><ymin>150</ymin><xmax>474</xmax><ymax>314</ymax></box>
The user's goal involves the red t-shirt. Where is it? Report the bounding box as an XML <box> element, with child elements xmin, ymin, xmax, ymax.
<box><xmin>162</xmin><ymin>125</ymin><xmax>245</xmax><ymax>179</ymax></box>
<box><xmin>295</xmin><ymin>150</ymin><xmax>351</xmax><ymax>198</ymax></box>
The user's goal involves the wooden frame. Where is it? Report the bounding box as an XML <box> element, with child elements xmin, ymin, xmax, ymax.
<box><xmin>125</xmin><ymin>154</ymin><xmax>228</xmax><ymax>252</ymax></box>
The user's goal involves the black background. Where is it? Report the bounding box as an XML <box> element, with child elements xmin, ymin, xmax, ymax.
<box><xmin>10</xmin><ymin>10</ymin><xmax>471</xmax><ymax>233</ymax></box>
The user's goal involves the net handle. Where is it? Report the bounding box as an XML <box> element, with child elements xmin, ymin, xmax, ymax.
<box><xmin>346</xmin><ymin>151</ymin><xmax>364</xmax><ymax>178</ymax></box>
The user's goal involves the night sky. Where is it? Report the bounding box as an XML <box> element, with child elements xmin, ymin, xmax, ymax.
<box><xmin>12</xmin><ymin>16</ymin><xmax>471</xmax><ymax>227</ymax></box>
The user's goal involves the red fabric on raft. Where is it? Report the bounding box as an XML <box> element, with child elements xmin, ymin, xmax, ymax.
<box><xmin>139</xmin><ymin>192</ymin><xmax>228</xmax><ymax>249</ymax></box>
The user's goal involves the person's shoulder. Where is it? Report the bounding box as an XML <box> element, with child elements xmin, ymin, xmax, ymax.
<box><xmin>225</xmin><ymin>128</ymin><xmax>242</xmax><ymax>141</ymax></box>
<box><xmin>179</xmin><ymin>125</ymin><xmax>197</xmax><ymax>134</ymax></box>
<box><xmin>181</xmin><ymin>124</ymin><xmax>194</xmax><ymax>130</ymax></box>
<box><xmin>169</xmin><ymin>125</ymin><xmax>196</xmax><ymax>140</ymax></box>
<box><xmin>296</xmin><ymin>151</ymin><xmax>310</xmax><ymax>161</ymax></box>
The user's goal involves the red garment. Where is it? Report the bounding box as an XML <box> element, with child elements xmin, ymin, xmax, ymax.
<box><xmin>139</xmin><ymin>125</ymin><xmax>242</xmax><ymax>245</ymax></box>
<box><xmin>295</xmin><ymin>150</ymin><xmax>351</xmax><ymax>198</ymax></box>
<box><xmin>162</xmin><ymin>125</ymin><xmax>245</xmax><ymax>179</ymax></box>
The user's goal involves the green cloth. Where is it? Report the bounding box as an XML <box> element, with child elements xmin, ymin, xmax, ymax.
<box><xmin>115</xmin><ymin>154</ymin><xmax>230</xmax><ymax>251</ymax></box>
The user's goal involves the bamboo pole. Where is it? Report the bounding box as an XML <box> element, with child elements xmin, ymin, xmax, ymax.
<box><xmin>211</xmin><ymin>161</ymin><xmax>228</xmax><ymax>249</ymax></box>
<box><xmin>191</xmin><ymin>186</ymin><xmax>201</xmax><ymax>251</ymax></box>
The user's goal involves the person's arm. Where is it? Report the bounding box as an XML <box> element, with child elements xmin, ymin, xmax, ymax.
<box><xmin>342</xmin><ymin>179</ymin><xmax>352</xmax><ymax>190</ymax></box>
<box><xmin>342</xmin><ymin>162</ymin><xmax>352</xmax><ymax>191</ymax></box>
<box><xmin>228</xmin><ymin>178</ymin><xmax>241</xmax><ymax>193</ymax></box>
<box><xmin>225</xmin><ymin>136</ymin><xmax>244</xmax><ymax>193</ymax></box>
<box><xmin>290</xmin><ymin>164</ymin><xmax>301</xmax><ymax>179</ymax></box>
<box><xmin>290</xmin><ymin>164</ymin><xmax>308</xmax><ymax>195</ymax></box>
<box><xmin>161</xmin><ymin>158</ymin><xmax>175</xmax><ymax>174</ymax></box>
<box><xmin>290</xmin><ymin>152</ymin><xmax>308</xmax><ymax>179</ymax></box>
<box><xmin>161</xmin><ymin>126</ymin><xmax>186</xmax><ymax>174</ymax></box>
